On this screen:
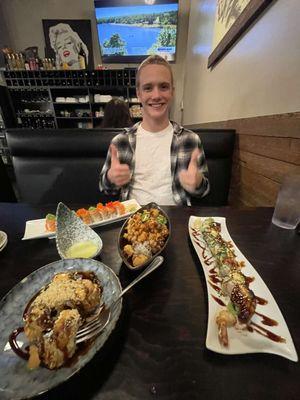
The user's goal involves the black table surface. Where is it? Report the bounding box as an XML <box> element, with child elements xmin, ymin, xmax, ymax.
<box><xmin>0</xmin><ymin>203</ymin><xmax>299</xmax><ymax>400</ymax></box>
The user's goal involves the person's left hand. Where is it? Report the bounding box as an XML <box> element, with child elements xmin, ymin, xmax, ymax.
<box><xmin>179</xmin><ymin>148</ymin><xmax>203</xmax><ymax>193</ymax></box>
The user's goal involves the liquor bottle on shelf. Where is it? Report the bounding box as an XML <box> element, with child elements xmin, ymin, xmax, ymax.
<box><xmin>4</xmin><ymin>54</ymin><xmax>9</xmax><ymax>70</ymax></box>
<box><xmin>42</xmin><ymin>58</ymin><xmax>52</xmax><ymax>70</ymax></box>
<box><xmin>24</xmin><ymin>58</ymin><xmax>30</xmax><ymax>71</ymax></box>
<box><xmin>5</xmin><ymin>52</ymin><xmax>26</xmax><ymax>70</ymax></box>
<box><xmin>15</xmin><ymin>54</ymin><xmax>20</xmax><ymax>70</ymax></box>
<box><xmin>47</xmin><ymin>58</ymin><xmax>54</xmax><ymax>70</ymax></box>
<box><xmin>29</xmin><ymin>58</ymin><xmax>36</xmax><ymax>71</ymax></box>
<box><xmin>38</xmin><ymin>58</ymin><xmax>44</xmax><ymax>70</ymax></box>
<box><xmin>6</xmin><ymin>54</ymin><xmax>13</xmax><ymax>70</ymax></box>
<box><xmin>35</xmin><ymin>58</ymin><xmax>41</xmax><ymax>70</ymax></box>
<box><xmin>19</xmin><ymin>53</ymin><xmax>25</xmax><ymax>69</ymax></box>
<box><xmin>11</xmin><ymin>54</ymin><xmax>17</xmax><ymax>70</ymax></box>
<box><xmin>42</xmin><ymin>58</ymin><xmax>47</xmax><ymax>70</ymax></box>
<box><xmin>51</xmin><ymin>58</ymin><xmax>55</xmax><ymax>70</ymax></box>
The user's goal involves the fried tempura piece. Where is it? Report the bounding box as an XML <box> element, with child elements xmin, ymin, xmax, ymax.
<box><xmin>124</xmin><ymin>244</ymin><xmax>134</xmax><ymax>257</ymax></box>
<box><xmin>132</xmin><ymin>253</ymin><xmax>149</xmax><ymax>267</ymax></box>
<box><xmin>24</xmin><ymin>272</ymin><xmax>101</xmax><ymax>369</ymax></box>
<box><xmin>28</xmin><ymin>345</ymin><xmax>40</xmax><ymax>369</ymax></box>
<box><xmin>216</xmin><ymin>309</ymin><xmax>237</xmax><ymax>347</ymax></box>
<box><xmin>54</xmin><ymin>310</ymin><xmax>81</xmax><ymax>356</ymax></box>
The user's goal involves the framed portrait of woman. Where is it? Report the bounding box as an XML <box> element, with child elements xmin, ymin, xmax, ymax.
<box><xmin>42</xmin><ymin>19</ymin><xmax>94</xmax><ymax>70</ymax></box>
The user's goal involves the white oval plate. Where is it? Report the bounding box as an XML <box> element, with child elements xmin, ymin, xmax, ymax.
<box><xmin>22</xmin><ymin>199</ymin><xmax>141</xmax><ymax>240</ymax></box>
<box><xmin>188</xmin><ymin>216</ymin><xmax>298</xmax><ymax>362</ymax></box>
<box><xmin>0</xmin><ymin>259</ymin><xmax>122</xmax><ymax>400</ymax></box>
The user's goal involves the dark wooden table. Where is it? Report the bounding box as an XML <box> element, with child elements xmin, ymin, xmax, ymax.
<box><xmin>0</xmin><ymin>203</ymin><xmax>299</xmax><ymax>400</ymax></box>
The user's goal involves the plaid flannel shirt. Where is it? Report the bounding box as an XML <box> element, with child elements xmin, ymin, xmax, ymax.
<box><xmin>99</xmin><ymin>121</ymin><xmax>210</xmax><ymax>205</ymax></box>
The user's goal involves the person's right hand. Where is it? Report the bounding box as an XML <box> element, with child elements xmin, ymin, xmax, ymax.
<box><xmin>107</xmin><ymin>144</ymin><xmax>131</xmax><ymax>187</ymax></box>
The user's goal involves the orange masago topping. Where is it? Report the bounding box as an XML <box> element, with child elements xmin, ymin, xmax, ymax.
<box><xmin>45</xmin><ymin>214</ymin><xmax>56</xmax><ymax>232</ymax></box>
<box><xmin>76</xmin><ymin>208</ymin><xmax>92</xmax><ymax>224</ymax></box>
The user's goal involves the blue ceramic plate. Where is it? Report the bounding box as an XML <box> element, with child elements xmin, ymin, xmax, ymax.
<box><xmin>0</xmin><ymin>259</ymin><xmax>122</xmax><ymax>400</ymax></box>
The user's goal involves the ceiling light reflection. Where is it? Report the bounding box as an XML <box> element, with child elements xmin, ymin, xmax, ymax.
<box><xmin>193</xmin><ymin>44</ymin><xmax>211</xmax><ymax>56</ymax></box>
<box><xmin>198</xmin><ymin>1</ymin><xmax>216</xmax><ymax>15</ymax></box>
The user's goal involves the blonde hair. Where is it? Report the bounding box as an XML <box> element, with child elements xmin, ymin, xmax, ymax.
<box><xmin>136</xmin><ymin>55</ymin><xmax>174</xmax><ymax>88</ymax></box>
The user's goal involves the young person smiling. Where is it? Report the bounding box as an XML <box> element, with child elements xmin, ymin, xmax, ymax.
<box><xmin>99</xmin><ymin>55</ymin><xmax>209</xmax><ymax>206</ymax></box>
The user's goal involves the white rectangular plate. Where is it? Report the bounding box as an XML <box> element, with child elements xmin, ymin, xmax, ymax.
<box><xmin>22</xmin><ymin>199</ymin><xmax>141</xmax><ymax>240</ymax></box>
<box><xmin>189</xmin><ymin>216</ymin><xmax>298</xmax><ymax>362</ymax></box>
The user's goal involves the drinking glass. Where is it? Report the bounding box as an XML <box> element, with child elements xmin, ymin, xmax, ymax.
<box><xmin>272</xmin><ymin>174</ymin><xmax>300</xmax><ymax>229</ymax></box>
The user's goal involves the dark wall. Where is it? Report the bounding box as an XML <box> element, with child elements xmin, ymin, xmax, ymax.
<box><xmin>0</xmin><ymin>4</ymin><xmax>11</xmax><ymax>68</ymax></box>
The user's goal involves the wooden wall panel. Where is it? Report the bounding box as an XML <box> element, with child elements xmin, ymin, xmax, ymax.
<box><xmin>194</xmin><ymin>112</ymin><xmax>300</xmax><ymax>208</ymax></box>
<box><xmin>291</xmin><ymin>138</ymin><xmax>300</xmax><ymax>153</ymax></box>
<box><xmin>197</xmin><ymin>112</ymin><xmax>300</xmax><ymax>138</ymax></box>
<box><xmin>239</xmin><ymin>150</ymin><xmax>300</xmax><ymax>182</ymax></box>
<box><xmin>238</xmin><ymin>135</ymin><xmax>300</xmax><ymax>165</ymax></box>
<box><xmin>238</xmin><ymin>166</ymin><xmax>280</xmax><ymax>206</ymax></box>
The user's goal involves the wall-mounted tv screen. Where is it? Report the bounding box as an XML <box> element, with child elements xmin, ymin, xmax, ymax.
<box><xmin>94</xmin><ymin>0</ymin><xmax>179</xmax><ymax>63</ymax></box>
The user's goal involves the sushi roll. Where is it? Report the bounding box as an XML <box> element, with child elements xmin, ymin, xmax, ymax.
<box><xmin>105</xmin><ymin>202</ymin><xmax>118</xmax><ymax>218</ymax></box>
<box><xmin>96</xmin><ymin>203</ymin><xmax>108</xmax><ymax>220</ymax></box>
<box><xmin>45</xmin><ymin>214</ymin><xmax>56</xmax><ymax>232</ymax></box>
<box><xmin>76</xmin><ymin>208</ymin><xmax>92</xmax><ymax>224</ymax></box>
<box><xmin>113</xmin><ymin>201</ymin><xmax>125</xmax><ymax>215</ymax></box>
<box><xmin>88</xmin><ymin>206</ymin><xmax>101</xmax><ymax>223</ymax></box>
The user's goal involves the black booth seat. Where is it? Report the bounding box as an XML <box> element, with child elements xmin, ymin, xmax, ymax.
<box><xmin>6</xmin><ymin>128</ymin><xmax>235</xmax><ymax>206</ymax></box>
<box><xmin>0</xmin><ymin>156</ymin><xmax>17</xmax><ymax>202</ymax></box>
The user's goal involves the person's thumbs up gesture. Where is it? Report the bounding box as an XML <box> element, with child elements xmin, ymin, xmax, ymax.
<box><xmin>179</xmin><ymin>148</ymin><xmax>203</xmax><ymax>193</ymax></box>
<box><xmin>107</xmin><ymin>144</ymin><xmax>131</xmax><ymax>187</ymax></box>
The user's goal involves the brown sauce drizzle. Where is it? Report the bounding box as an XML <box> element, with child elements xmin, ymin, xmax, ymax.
<box><xmin>211</xmin><ymin>295</ymin><xmax>226</xmax><ymax>306</ymax></box>
<box><xmin>204</xmin><ymin>257</ymin><xmax>214</xmax><ymax>266</ymax></box>
<box><xmin>255</xmin><ymin>311</ymin><xmax>278</xmax><ymax>326</ymax></box>
<box><xmin>63</xmin><ymin>341</ymin><xmax>94</xmax><ymax>368</ymax></box>
<box><xmin>255</xmin><ymin>296</ymin><xmax>268</xmax><ymax>306</ymax></box>
<box><xmin>192</xmin><ymin>231</ymin><xmax>200</xmax><ymax>240</ymax></box>
<box><xmin>194</xmin><ymin>238</ymin><xmax>204</xmax><ymax>248</ymax></box>
<box><xmin>195</xmin><ymin>240</ymin><xmax>206</xmax><ymax>253</ymax></box>
<box><xmin>9</xmin><ymin>327</ymin><xmax>29</xmax><ymax>360</ymax></box>
<box><xmin>249</xmin><ymin>322</ymin><xmax>286</xmax><ymax>343</ymax></box>
<box><xmin>209</xmin><ymin>275</ymin><xmax>221</xmax><ymax>284</ymax></box>
<box><xmin>244</xmin><ymin>276</ymin><xmax>255</xmax><ymax>285</ymax></box>
<box><xmin>208</xmin><ymin>281</ymin><xmax>221</xmax><ymax>292</ymax></box>
<box><xmin>194</xmin><ymin>239</ymin><xmax>216</xmax><ymax>265</ymax></box>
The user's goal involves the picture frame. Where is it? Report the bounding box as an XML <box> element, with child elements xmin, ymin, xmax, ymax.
<box><xmin>42</xmin><ymin>19</ymin><xmax>94</xmax><ymax>69</ymax></box>
<box><xmin>208</xmin><ymin>0</ymin><xmax>274</xmax><ymax>69</ymax></box>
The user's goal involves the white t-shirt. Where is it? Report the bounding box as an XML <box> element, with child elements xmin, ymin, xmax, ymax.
<box><xmin>129</xmin><ymin>123</ymin><xmax>176</xmax><ymax>205</ymax></box>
